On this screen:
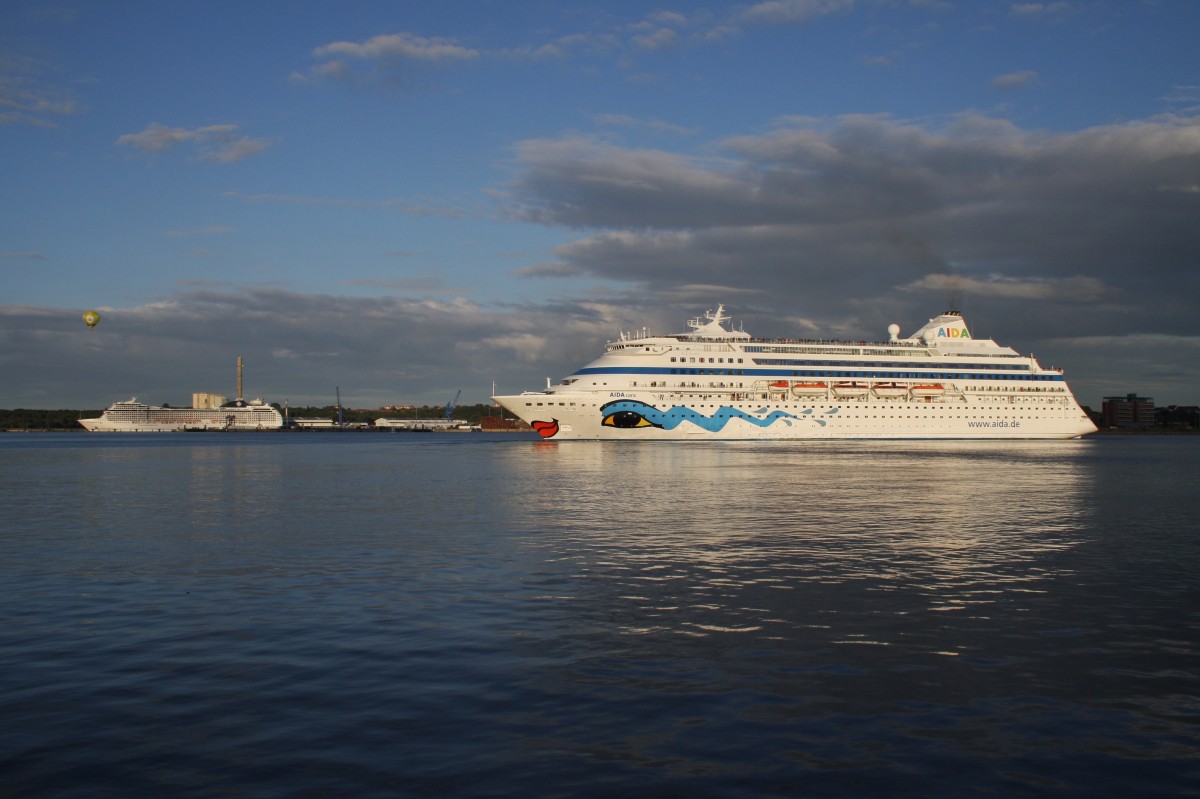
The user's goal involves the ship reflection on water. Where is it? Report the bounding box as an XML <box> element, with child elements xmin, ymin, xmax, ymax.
<box><xmin>497</xmin><ymin>440</ymin><xmax>1089</xmax><ymax>611</ymax></box>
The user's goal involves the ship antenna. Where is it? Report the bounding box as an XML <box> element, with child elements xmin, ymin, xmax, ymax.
<box><xmin>237</xmin><ymin>356</ymin><xmax>244</xmax><ymax>401</ymax></box>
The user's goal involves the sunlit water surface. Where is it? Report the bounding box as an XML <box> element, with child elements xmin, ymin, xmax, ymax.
<box><xmin>1</xmin><ymin>433</ymin><xmax>1197</xmax><ymax>797</ymax></box>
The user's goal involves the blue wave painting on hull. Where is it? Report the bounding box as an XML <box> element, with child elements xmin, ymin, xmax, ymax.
<box><xmin>599</xmin><ymin>400</ymin><xmax>827</xmax><ymax>432</ymax></box>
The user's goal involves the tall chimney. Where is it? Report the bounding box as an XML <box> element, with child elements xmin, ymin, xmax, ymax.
<box><xmin>237</xmin><ymin>356</ymin><xmax>244</xmax><ymax>400</ymax></box>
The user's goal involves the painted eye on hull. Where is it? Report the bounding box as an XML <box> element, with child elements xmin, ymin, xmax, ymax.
<box><xmin>602</xmin><ymin>410</ymin><xmax>655</xmax><ymax>428</ymax></box>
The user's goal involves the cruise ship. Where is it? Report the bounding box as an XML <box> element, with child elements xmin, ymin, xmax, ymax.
<box><xmin>491</xmin><ymin>305</ymin><xmax>1097</xmax><ymax>440</ymax></box>
<box><xmin>78</xmin><ymin>357</ymin><xmax>284</xmax><ymax>432</ymax></box>
<box><xmin>78</xmin><ymin>397</ymin><xmax>284</xmax><ymax>432</ymax></box>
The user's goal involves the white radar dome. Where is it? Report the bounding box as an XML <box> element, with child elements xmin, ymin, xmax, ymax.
<box><xmin>887</xmin><ymin>323</ymin><xmax>900</xmax><ymax>341</ymax></box>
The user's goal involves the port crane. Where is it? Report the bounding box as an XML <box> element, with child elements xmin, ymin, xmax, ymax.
<box><xmin>445</xmin><ymin>389</ymin><xmax>461</xmax><ymax>422</ymax></box>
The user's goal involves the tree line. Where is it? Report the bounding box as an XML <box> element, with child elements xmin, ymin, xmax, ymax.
<box><xmin>0</xmin><ymin>409</ymin><xmax>104</xmax><ymax>430</ymax></box>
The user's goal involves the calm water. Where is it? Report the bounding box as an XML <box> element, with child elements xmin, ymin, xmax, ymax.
<box><xmin>1</xmin><ymin>432</ymin><xmax>1198</xmax><ymax>798</ymax></box>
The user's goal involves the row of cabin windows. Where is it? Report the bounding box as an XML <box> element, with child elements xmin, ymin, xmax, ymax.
<box><xmin>671</xmin><ymin>357</ymin><xmax>744</xmax><ymax>363</ymax></box>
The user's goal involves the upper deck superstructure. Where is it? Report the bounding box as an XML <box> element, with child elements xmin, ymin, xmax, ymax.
<box><xmin>492</xmin><ymin>305</ymin><xmax>1097</xmax><ymax>440</ymax></box>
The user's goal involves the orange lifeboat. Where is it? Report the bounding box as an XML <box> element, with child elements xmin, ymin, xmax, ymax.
<box><xmin>791</xmin><ymin>381</ymin><xmax>828</xmax><ymax>396</ymax></box>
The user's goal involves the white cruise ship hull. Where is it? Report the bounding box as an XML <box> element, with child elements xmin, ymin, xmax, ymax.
<box><xmin>494</xmin><ymin>389</ymin><xmax>1096</xmax><ymax>440</ymax></box>
<box><xmin>493</xmin><ymin>305</ymin><xmax>1098</xmax><ymax>441</ymax></box>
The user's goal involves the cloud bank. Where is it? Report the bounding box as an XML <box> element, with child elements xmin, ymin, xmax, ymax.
<box><xmin>504</xmin><ymin>113</ymin><xmax>1199</xmax><ymax>329</ymax></box>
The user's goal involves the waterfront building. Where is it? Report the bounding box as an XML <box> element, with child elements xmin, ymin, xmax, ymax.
<box><xmin>1102</xmin><ymin>393</ymin><xmax>1155</xmax><ymax>429</ymax></box>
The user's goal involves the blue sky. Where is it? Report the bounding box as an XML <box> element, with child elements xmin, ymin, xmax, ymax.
<box><xmin>3</xmin><ymin>0</ymin><xmax>1198</xmax><ymax>410</ymax></box>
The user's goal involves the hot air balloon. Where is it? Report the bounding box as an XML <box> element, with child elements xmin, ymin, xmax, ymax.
<box><xmin>82</xmin><ymin>310</ymin><xmax>101</xmax><ymax>331</ymax></box>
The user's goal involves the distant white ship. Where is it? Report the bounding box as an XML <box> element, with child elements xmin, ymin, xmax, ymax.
<box><xmin>78</xmin><ymin>357</ymin><xmax>284</xmax><ymax>432</ymax></box>
<box><xmin>78</xmin><ymin>397</ymin><xmax>284</xmax><ymax>432</ymax></box>
<box><xmin>492</xmin><ymin>305</ymin><xmax>1098</xmax><ymax>440</ymax></box>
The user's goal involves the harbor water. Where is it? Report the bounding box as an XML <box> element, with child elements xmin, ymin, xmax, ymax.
<box><xmin>1</xmin><ymin>433</ymin><xmax>1198</xmax><ymax>797</ymax></box>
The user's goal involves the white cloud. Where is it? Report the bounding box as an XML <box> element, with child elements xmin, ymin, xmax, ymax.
<box><xmin>116</xmin><ymin>123</ymin><xmax>274</xmax><ymax>164</ymax></box>
<box><xmin>1011</xmin><ymin>3</ymin><xmax>1070</xmax><ymax>17</ymax></box>
<box><xmin>632</xmin><ymin>28</ymin><xmax>680</xmax><ymax>51</ymax></box>
<box><xmin>116</xmin><ymin>123</ymin><xmax>194</xmax><ymax>152</ymax></box>
<box><xmin>300</xmin><ymin>32</ymin><xmax>480</xmax><ymax>86</ymax></box>
<box><xmin>739</xmin><ymin>0</ymin><xmax>857</xmax><ymax>26</ymax></box>
<box><xmin>992</xmin><ymin>70</ymin><xmax>1039</xmax><ymax>90</ymax></box>
<box><xmin>314</xmin><ymin>33</ymin><xmax>480</xmax><ymax>62</ymax></box>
